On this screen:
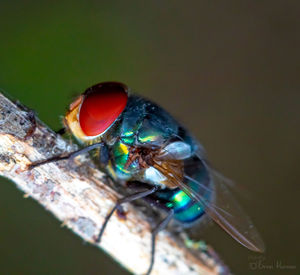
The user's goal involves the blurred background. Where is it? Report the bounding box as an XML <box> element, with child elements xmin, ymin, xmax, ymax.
<box><xmin>0</xmin><ymin>1</ymin><xmax>299</xmax><ymax>274</ymax></box>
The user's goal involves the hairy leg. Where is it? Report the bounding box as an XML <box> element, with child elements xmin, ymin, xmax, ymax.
<box><xmin>28</xmin><ymin>142</ymin><xmax>105</xmax><ymax>169</ymax></box>
<box><xmin>96</xmin><ymin>185</ymin><xmax>158</xmax><ymax>243</ymax></box>
<box><xmin>146</xmin><ymin>209</ymin><xmax>174</xmax><ymax>275</ymax></box>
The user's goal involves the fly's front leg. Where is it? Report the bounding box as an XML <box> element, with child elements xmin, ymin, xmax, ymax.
<box><xmin>22</xmin><ymin>109</ymin><xmax>37</xmax><ymax>140</ymax></box>
<box><xmin>28</xmin><ymin>142</ymin><xmax>105</xmax><ymax>169</ymax></box>
<box><xmin>55</xmin><ymin>127</ymin><xmax>66</xmax><ymax>135</ymax></box>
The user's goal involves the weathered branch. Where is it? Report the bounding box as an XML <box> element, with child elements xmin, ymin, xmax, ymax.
<box><xmin>0</xmin><ymin>93</ymin><xmax>228</xmax><ymax>275</ymax></box>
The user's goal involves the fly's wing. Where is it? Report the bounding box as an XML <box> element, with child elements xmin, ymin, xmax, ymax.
<box><xmin>155</xmin><ymin>143</ymin><xmax>265</xmax><ymax>253</ymax></box>
<box><xmin>177</xmin><ymin>167</ymin><xmax>265</xmax><ymax>252</ymax></box>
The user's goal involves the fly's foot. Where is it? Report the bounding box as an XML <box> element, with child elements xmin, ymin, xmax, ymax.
<box><xmin>24</xmin><ymin>110</ymin><xmax>37</xmax><ymax>140</ymax></box>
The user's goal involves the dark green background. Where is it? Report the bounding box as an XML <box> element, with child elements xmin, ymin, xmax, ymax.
<box><xmin>0</xmin><ymin>1</ymin><xmax>299</xmax><ymax>274</ymax></box>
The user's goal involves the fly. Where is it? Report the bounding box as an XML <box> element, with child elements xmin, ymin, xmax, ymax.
<box><xmin>29</xmin><ymin>82</ymin><xmax>265</xmax><ymax>275</ymax></box>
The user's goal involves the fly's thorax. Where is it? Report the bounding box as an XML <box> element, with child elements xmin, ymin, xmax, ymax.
<box><xmin>110</xmin><ymin>140</ymin><xmax>154</xmax><ymax>180</ymax></box>
<box><xmin>106</xmin><ymin>135</ymin><xmax>181</xmax><ymax>190</ymax></box>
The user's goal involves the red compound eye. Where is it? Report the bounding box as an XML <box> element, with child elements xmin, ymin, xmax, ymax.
<box><xmin>79</xmin><ymin>82</ymin><xmax>128</xmax><ymax>136</ymax></box>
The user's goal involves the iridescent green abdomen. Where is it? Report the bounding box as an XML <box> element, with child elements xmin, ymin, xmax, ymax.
<box><xmin>154</xmin><ymin>157</ymin><xmax>211</xmax><ymax>224</ymax></box>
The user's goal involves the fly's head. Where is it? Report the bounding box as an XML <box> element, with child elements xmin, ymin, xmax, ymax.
<box><xmin>64</xmin><ymin>82</ymin><xmax>128</xmax><ymax>144</ymax></box>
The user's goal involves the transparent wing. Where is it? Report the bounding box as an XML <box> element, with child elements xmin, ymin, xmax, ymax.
<box><xmin>183</xmin><ymin>167</ymin><xmax>264</xmax><ymax>252</ymax></box>
<box><xmin>154</xmin><ymin>153</ymin><xmax>265</xmax><ymax>253</ymax></box>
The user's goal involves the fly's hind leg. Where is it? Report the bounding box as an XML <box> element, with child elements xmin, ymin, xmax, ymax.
<box><xmin>146</xmin><ymin>209</ymin><xmax>174</xmax><ymax>275</ymax></box>
<box><xmin>95</xmin><ymin>185</ymin><xmax>158</xmax><ymax>243</ymax></box>
<box><xmin>95</xmin><ymin>182</ymin><xmax>173</xmax><ymax>275</ymax></box>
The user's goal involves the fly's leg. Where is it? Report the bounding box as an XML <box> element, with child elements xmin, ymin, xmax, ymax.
<box><xmin>55</xmin><ymin>127</ymin><xmax>66</xmax><ymax>135</ymax></box>
<box><xmin>28</xmin><ymin>142</ymin><xmax>105</xmax><ymax>169</ymax></box>
<box><xmin>146</xmin><ymin>209</ymin><xmax>174</xmax><ymax>275</ymax></box>
<box><xmin>24</xmin><ymin>110</ymin><xmax>37</xmax><ymax>140</ymax></box>
<box><xmin>95</xmin><ymin>185</ymin><xmax>158</xmax><ymax>243</ymax></box>
<box><xmin>181</xmin><ymin>232</ymin><xmax>207</xmax><ymax>250</ymax></box>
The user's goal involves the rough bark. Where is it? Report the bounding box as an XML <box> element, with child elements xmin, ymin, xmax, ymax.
<box><xmin>0</xmin><ymin>92</ymin><xmax>228</xmax><ymax>275</ymax></box>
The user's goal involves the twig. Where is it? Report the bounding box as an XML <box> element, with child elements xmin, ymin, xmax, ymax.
<box><xmin>0</xmin><ymin>92</ymin><xmax>228</xmax><ymax>275</ymax></box>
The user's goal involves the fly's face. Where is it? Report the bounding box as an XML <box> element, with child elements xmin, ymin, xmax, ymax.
<box><xmin>64</xmin><ymin>82</ymin><xmax>128</xmax><ymax>144</ymax></box>
<box><xmin>64</xmin><ymin>94</ymin><xmax>85</xmax><ymax>141</ymax></box>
